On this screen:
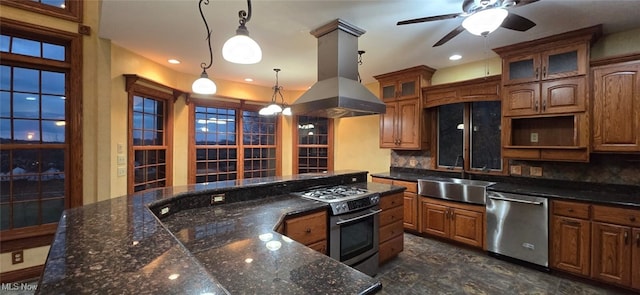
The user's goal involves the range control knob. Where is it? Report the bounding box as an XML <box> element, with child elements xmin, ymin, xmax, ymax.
<box><xmin>370</xmin><ymin>195</ymin><xmax>380</xmax><ymax>204</ymax></box>
<box><xmin>335</xmin><ymin>203</ymin><xmax>348</xmax><ymax>214</ymax></box>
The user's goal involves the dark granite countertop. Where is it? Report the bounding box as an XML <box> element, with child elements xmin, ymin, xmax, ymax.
<box><xmin>371</xmin><ymin>169</ymin><xmax>640</xmax><ymax>208</ymax></box>
<box><xmin>37</xmin><ymin>171</ymin><xmax>384</xmax><ymax>294</ymax></box>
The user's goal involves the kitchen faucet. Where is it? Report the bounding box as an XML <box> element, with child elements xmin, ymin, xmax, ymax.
<box><xmin>451</xmin><ymin>155</ymin><xmax>466</xmax><ymax>179</ymax></box>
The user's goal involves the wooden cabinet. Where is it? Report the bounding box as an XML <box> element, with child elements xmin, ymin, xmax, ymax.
<box><xmin>283</xmin><ymin>210</ymin><xmax>327</xmax><ymax>254</ymax></box>
<box><xmin>371</xmin><ymin>177</ymin><xmax>419</xmax><ymax>231</ymax></box>
<box><xmin>375</xmin><ymin>66</ymin><xmax>435</xmax><ymax>150</ymax></box>
<box><xmin>378</xmin><ymin>192</ymin><xmax>404</xmax><ymax>264</ymax></box>
<box><xmin>494</xmin><ymin>26</ymin><xmax>601</xmax><ymax>162</ymax></box>
<box><xmin>551</xmin><ymin>200</ymin><xmax>640</xmax><ymax>291</ymax></box>
<box><xmin>503</xmin><ymin>77</ymin><xmax>586</xmax><ymax>117</ymax></box>
<box><xmin>551</xmin><ymin>200</ymin><xmax>591</xmax><ymax>277</ymax></box>
<box><xmin>592</xmin><ymin>60</ymin><xmax>640</xmax><ymax>152</ymax></box>
<box><xmin>501</xmin><ymin>44</ymin><xmax>588</xmax><ymax>86</ymax></box>
<box><xmin>419</xmin><ymin>196</ymin><xmax>484</xmax><ymax>249</ymax></box>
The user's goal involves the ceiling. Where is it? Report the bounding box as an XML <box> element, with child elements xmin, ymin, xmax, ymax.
<box><xmin>99</xmin><ymin>0</ymin><xmax>640</xmax><ymax>91</ymax></box>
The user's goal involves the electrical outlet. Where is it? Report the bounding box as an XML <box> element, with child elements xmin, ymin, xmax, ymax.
<box><xmin>530</xmin><ymin>132</ymin><xmax>539</xmax><ymax>143</ymax></box>
<box><xmin>117</xmin><ymin>155</ymin><xmax>126</xmax><ymax>165</ymax></box>
<box><xmin>530</xmin><ymin>166</ymin><xmax>543</xmax><ymax>177</ymax></box>
<box><xmin>409</xmin><ymin>159</ymin><xmax>417</xmax><ymax>167</ymax></box>
<box><xmin>510</xmin><ymin>165</ymin><xmax>522</xmax><ymax>175</ymax></box>
<box><xmin>160</xmin><ymin>206</ymin><xmax>170</xmax><ymax>215</ymax></box>
<box><xmin>117</xmin><ymin>167</ymin><xmax>126</xmax><ymax>177</ymax></box>
<box><xmin>210</xmin><ymin>194</ymin><xmax>225</xmax><ymax>204</ymax></box>
<box><xmin>12</xmin><ymin>250</ymin><xmax>24</xmax><ymax>264</ymax></box>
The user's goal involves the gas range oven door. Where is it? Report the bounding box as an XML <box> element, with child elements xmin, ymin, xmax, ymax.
<box><xmin>329</xmin><ymin>205</ymin><xmax>381</xmax><ymax>276</ymax></box>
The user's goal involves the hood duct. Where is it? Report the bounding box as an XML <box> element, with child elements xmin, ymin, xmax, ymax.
<box><xmin>291</xmin><ymin>19</ymin><xmax>386</xmax><ymax>118</ymax></box>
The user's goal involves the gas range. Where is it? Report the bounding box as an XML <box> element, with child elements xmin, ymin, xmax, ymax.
<box><xmin>294</xmin><ymin>185</ymin><xmax>380</xmax><ymax>215</ymax></box>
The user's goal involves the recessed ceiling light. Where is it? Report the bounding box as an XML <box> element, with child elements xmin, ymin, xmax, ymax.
<box><xmin>244</xmin><ymin>78</ymin><xmax>253</xmax><ymax>82</ymax></box>
<box><xmin>167</xmin><ymin>59</ymin><xmax>180</xmax><ymax>64</ymax></box>
<box><xmin>449</xmin><ymin>54</ymin><xmax>462</xmax><ymax>61</ymax></box>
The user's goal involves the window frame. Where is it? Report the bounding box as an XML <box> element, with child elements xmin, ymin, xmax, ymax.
<box><xmin>1</xmin><ymin>0</ymin><xmax>83</xmax><ymax>23</ymax></box>
<box><xmin>124</xmin><ymin>75</ymin><xmax>178</xmax><ymax>194</ymax></box>
<box><xmin>292</xmin><ymin>115</ymin><xmax>334</xmax><ymax>174</ymax></box>
<box><xmin>187</xmin><ymin>97</ymin><xmax>283</xmax><ymax>184</ymax></box>
<box><xmin>0</xmin><ymin>18</ymin><xmax>83</xmax><ymax>250</ymax></box>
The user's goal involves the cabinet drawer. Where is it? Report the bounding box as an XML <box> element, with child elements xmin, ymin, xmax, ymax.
<box><xmin>393</xmin><ymin>180</ymin><xmax>417</xmax><ymax>193</ymax></box>
<box><xmin>380</xmin><ymin>205</ymin><xmax>404</xmax><ymax>227</ymax></box>
<box><xmin>285</xmin><ymin>211</ymin><xmax>327</xmax><ymax>245</ymax></box>
<box><xmin>380</xmin><ymin>193</ymin><xmax>403</xmax><ymax>210</ymax></box>
<box><xmin>307</xmin><ymin>240</ymin><xmax>327</xmax><ymax>254</ymax></box>
<box><xmin>379</xmin><ymin>234</ymin><xmax>404</xmax><ymax>264</ymax></box>
<box><xmin>379</xmin><ymin>220</ymin><xmax>404</xmax><ymax>243</ymax></box>
<box><xmin>553</xmin><ymin>200</ymin><xmax>590</xmax><ymax>219</ymax></box>
<box><xmin>371</xmin><ymin>177</ymin><xmax>393</xmax><ymax>185</ymax></box>
<box><xmin>592</xmin><ymin>205</ymin><xmax>640</xmax><ymax>227</ymax></box>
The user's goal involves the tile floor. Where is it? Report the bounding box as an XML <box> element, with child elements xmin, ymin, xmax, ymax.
<box><xmin>375</xmin><ymin>233</ymin><xmax>632</xmax><ymax>295</ymax></box>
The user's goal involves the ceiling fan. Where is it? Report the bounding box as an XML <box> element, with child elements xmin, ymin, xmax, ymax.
<box><xmin>397</xmin><ymin>0</ymin><xmax>540</xmax><ymax>47</ymax></box>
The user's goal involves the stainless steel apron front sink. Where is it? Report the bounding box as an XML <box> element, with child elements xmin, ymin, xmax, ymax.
<box><xmin>417</xmin><ymin>178</ymin><xmax>495</xmax><ymax>205</ymax></box>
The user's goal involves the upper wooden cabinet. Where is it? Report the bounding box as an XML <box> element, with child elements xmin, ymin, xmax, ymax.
<box><xmin>503</xmin><ymin>77</ymin><xmax>586</xmax><ymax>117</ymax></box>
<box><xmin>423</xmin><ymin>75</ymin><xmax>501</xmax><ymax>108</ymax></box>
<box><xmin>591</xmin><ymin>59</ymin><xmax>640</xmax><ymax>152</ymax></box>
<box><xmin>375</xmin><ymin>66</ymin><xmax>435</xmax><ymax>150</ymax></box>
<box><xmin>501</xmin><ymin>44</ymin><xmax>589</xmax><ymax>86</ymax></box>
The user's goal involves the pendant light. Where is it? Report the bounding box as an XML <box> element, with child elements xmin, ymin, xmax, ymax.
<box><xmin>192</xmin><ymin>0</ymin><xmax>217</xmax><ymax>94</ymax></box>
<box><xmin>259</xmin><ymin>69</ymin><xmax>291</xmax><ymax>116</ymax></box>
<box><xmin>222</xmin><ymin>0</ymin><xmax>262</xmax><ymax>64</ymax></box>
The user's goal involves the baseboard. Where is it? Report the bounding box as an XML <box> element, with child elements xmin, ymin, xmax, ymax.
<box><xmin>0</xmin><ymin>265</ymin><xmax>42</xmax><ymax>283</ymax></box>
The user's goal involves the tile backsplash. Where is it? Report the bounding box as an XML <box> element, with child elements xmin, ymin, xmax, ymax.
<box><xmin>391</xmin><ymin>151</ymin><xmax>640</xmax><ymax>186</ymax></box>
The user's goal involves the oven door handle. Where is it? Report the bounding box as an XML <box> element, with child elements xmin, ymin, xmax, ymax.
<box><xmin>336</xmin><ymin>209</ymin><xmax>382</xmax><ymax>225</ymax></box>
<box><xmin>488</xmin><ymin>195</ymin><xmax>543</xmax><ymax>205</ymax></box>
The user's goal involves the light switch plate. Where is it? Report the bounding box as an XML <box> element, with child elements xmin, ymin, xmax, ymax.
<box><xmin>117</xmin><ymin>155</ymin><xmax>125</xmax><ymax>165</ymax></box>
<box><xmin>117</xmin><ymin>167</ymin><xmax>126</xmax><ymax>177</ymax></box>
<box><xmin>530</xmin><ymin>132</ymin><xmax>539</xmax><ymax>143</ymax></box>
<box><xmin>530</xmin><ymin>166</ymin><xmax>543</xmax><ymax>177</ymax></box>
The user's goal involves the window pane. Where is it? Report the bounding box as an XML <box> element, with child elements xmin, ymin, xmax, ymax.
<box><xmin>11</xmin><ymin>37</ymin><xmax>41</xmax><ymax>57</ymax></box>
<box><xmin>0</xmin><ymin>91</ymin><xmax>10</xmax><ymax>116</ymax></box>
<box><xmin>13</xmin><ymin>201</ymin><xmax>40</xmax><ymax>228</ymax></box>
<box><xmin>41</xmin><ymin>71</ymin><xmax>65</xmax><ymax>95</ymax></box>
<box><xmin>42</xmin><ymin>95</ymin><xmax>65</xmax><ymax>120</ymax></box>
<box><xmin>42</xmin><ymin>120</ymin><xmax>65</xmax><ymax>143</ymax></box>
<box><xmin>40</xmin><ymin>0</ymin><xmax>66</xmax><ymax>9</ymax></box>
<box><xmin>0</xmin><ymin>65</ymin><xmax>9</xmax><ymax>90</ymax></box>
<box><xmin>0</xmin><ymin>35</ymin><xmax>9</xmax><ymax>52</ymax></box>
<box><xmin>438</xmin><ymin>103</ymin><xmax>464</xmax><ymax>167</ymax></box>
<box><xmin>471</xmin><ymin>101</ymin><xmax>502</xmax><ymax>170</ymax></box>
<box><xmin>13</xmin><ymin>93</ymin><xmax>40</xmax><ymax>119</ymax></box>
<box><xmin>13</xmin><ymin>67</ymin><xmax>39</xmax><ymax>93</ymax></box>
<box><xmin>42</xmin><ymin>43</ymin><xmax>65</xmax><ymax>61</ymax></box>
<box><xmin>42</xmin><ymin>198</ymin><xmax>64</xmax><ymax>224</ymax></box>
<box><xmin>14</xmin><ymin>119</ymin><xmax>40</xmax><ymax>141</ymax></box>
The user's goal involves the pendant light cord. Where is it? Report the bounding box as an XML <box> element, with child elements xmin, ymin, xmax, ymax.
<box><xmin>198</xmin><ymin>0</ymin><xmax>213</xmax><ymax>71</ymax></box>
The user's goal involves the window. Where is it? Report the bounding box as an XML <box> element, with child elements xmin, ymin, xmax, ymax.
<box><xmin>293</xmin><ymin>116</ymin><xmax>333</xmax><ymax>174</ymax></box>
<box><xmin>1</xmin><ymin>0</ymin><xmax>83</xmax><ymax>22</ymax></box>
<box><xmin>189</xmin><ymin>101</ymin><xmax>279</xmax><ymax>184</ymax></box>
<box><xmin>437</xmin><ymin>101</ymin><xmax>501</xmax><ymax>172</ymax></box>
<box><xmin>125</xmin><ymin>75</ymin><xmax>176</xmax><ymax>194</ymax></box>
<box><xmin>0</xmin><ymin>19</ymin><xmax>82</xmax><ymax>245</ymax></box>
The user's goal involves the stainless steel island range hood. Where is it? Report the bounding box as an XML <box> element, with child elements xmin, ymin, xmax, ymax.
<box><xmin>291</xmin><ymin>19</ymin><xmax>386</xmax><ymax>118</ymax></box>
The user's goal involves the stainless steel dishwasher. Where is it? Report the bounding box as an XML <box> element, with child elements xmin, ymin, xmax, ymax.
<box><xmin>486</xmin><ymin>191</ymin><xmax>549</xmax><ymax>268</ymax></box>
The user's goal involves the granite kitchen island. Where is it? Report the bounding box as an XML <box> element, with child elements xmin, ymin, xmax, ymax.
<box><xmin>37</xmin><ymin>171</ymin><xmax>398</xmax><ymax>294</ymax></box>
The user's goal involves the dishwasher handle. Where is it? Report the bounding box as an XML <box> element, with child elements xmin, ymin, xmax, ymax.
<box><xmin>488</xmin><ymin>195</ymin><xmax>543</xmax><ymax>205</ymax></box>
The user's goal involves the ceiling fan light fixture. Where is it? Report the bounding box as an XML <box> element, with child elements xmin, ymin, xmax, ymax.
<box><xmin>462</xmin><ymin>8</ymin><xmax>508</xmax><ymax>36</ymax></box>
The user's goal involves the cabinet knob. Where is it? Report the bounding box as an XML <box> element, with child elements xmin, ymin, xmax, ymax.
<box><xmin>630</xmin><ymin>216</ymin><xmax>636</xmax><ymax>222</ymax></box>
<box><xmin>535</xmin><ymin>67</ymin><xmax>539</xmax><ymax>79</ymax></box>
<box><xmin>542</xmin><ymin>66</ymin><xmax>547</xmax><ymax>78</ymax></box>
<box><xmin>305</xmin><ymin>228</ymin><xmax>311</xmax><ymax>233</ymax></box>
<box><xmin>636</xmin><ymin>233</ymin><xmax>640</xmax><ymax>247</ymax></box>
<box><xmin>568</xmin><ymin>208</ymin><xmax>574</xmax><ymax>212</ymax></box>
<box><xmin>624</xmin><ymin>231</ymin><xmax>629</xmax><ymax>245</ymax></box>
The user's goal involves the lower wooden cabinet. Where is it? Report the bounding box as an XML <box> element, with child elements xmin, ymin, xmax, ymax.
<box><xmin>551</xmin><ymin>200</ymin><xmax>640</xmax><ymax>291</ymax></box>
<box><xmin>371</xmin><ymin>177</ymin><xmax>419</xmax><ymax>231</ymax></box>
<box><xmin>379</xmin><ymin>192</ymin><xmax>404</xmax><ymax>264</ymax></box>
<box><xmin>283</xmin><ymin>210</ymin><xmax>328</xmax><ymax>254</ymax></box>
<box><xmin>419</xmin><ymin>196</ymin><xmax>484</xmax><ymax>249</ymax></box>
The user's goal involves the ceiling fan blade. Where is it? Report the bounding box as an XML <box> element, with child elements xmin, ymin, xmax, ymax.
<box><xmin>433</xmin><ymin>25</ymin><xmax>466</xmax><ymax>47</ymax></box>
<box><xmin>397</xmin><ymin>13</ymin><xmax>462</xmax><ymax>25</ymax></box>
<box><xmin>513</xmin><ymin>0</ymin><xmax>541</xmax><ymax>7</ymax></box>
<box><xmin>501</xmin><ymin>12</ymin><xmax>536</xmax><ymax>31</ymax></box>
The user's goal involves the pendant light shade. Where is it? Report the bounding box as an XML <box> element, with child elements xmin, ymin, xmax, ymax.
<box><xmin>223</xmin><ymin>0</ymin><xmax>262</xmax><ymax>64</ymax></box>
<box><xmin>192</xmin><ymin>70</ymin><xmax>217</xmax><ymax>94</ymax></box>
<box><xmin>192</xmin><ymin>0</ymin><xmax>217</xmax><ymax>95</ymax></box>
<box><xmin>462</xmin><ymin>8</ymin><xmax>508</xmax><ymax>36</ymax></box>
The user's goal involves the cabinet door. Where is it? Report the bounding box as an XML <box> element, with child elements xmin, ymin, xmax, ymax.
<box><xmin>397</xmin><ymin>76</ymin><xmax>420</xmax><ymax>100</ymax></box>
<box><xmin>592</xmin><ymin>62</ymin><xmax>640</xmax><ymax>152</ymax></box>
<box><xmin>420</xmin><ymin>201</ymin><xmax>448</xmax><ymax>238</ymax></box>
<box><xmin>379</xmin><ymin>102</ymin><xmax>398</xmax><ymax>148</ymax></box>
<box><xmin>541</xmin><ymin>77</ymin><xmax>586</xmax><ymax>114</ymax></box>
<box><xmin>396</xmin><ymin>99</ymin><xmax>421</xmax><ymax>149</ymax></box>
<box><xmin>503</xmin><ymin>83</ymin><xmax>540</xmax><ymax>116</ymax></box>
<box><xmin>503</xmin><ymin>53</ymin><xmax>541</xmax><ymax>85</ymax></box>
<box><xmin>541</xmin><ymin>44</ymin><xmax>587</xmax><ymax>80</ymax></box>
<box><xmin>551</xmin><ymin>216</ymin><xmax>591</xmax><ymax>276</ymax></box>
<box><xmin>633</xmin><ymin>228</ymin><xmax>640</xmax><ymax>290</ymax></box>
<box><xmin>403</xmin><ymin>192</ymin><xmax>418</xmax><ymax>231</ymax></box>
<box><xmin>591</xmin><ymin>222</ymin><xmax>631</xmax><ymax>286</ymax></box>
<box><xmin>285</xmin><ymin>211</ymin><xmax>327</xmax><ymax>246</ymax></box>
<box><xmin>449</xmin><ymin>208</ymin><xmax>483</xmax><ymax>248</ymax></box>
<box><xmin>380</xmin><ymin>80</ymin><xmax>397</xmax><ymax>101</ymax></box>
